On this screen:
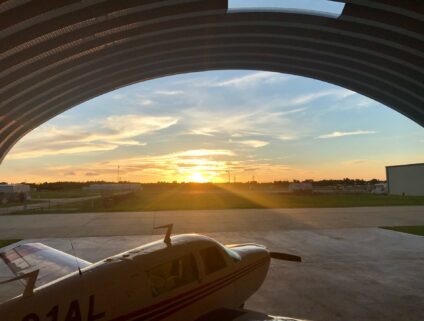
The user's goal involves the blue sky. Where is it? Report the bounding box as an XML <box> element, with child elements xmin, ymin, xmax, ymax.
<box><xmin>229</xmin><ymin>0</ymin><xmax>345</xmax><ymax>16</ymax></box>
<box><xmin>1</xmin><ymin>69</ymin><xmax>422</xmax><ymax>183</ymax></box>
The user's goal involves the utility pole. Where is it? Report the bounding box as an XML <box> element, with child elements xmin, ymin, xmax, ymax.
<box><xmin>226</xmin><ymin>170</ymin><xmax>230</xmax><ymax>183</ymax></box>
<box><xmin>117</xmin><ymin>165</ymin><xmax>120</xmax><ymax>183</ymax></box>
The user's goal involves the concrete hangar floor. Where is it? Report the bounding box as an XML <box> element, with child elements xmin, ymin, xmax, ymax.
<box><xmin>0</xmin><ymin>206</ymin><xmax>423</xmax><ymax>321</ymax></box>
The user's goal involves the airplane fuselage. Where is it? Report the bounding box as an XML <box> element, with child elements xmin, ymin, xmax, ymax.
<box><xmin>1</xmin><ymin>235</ymin><xmax>270</xmax><ymax>321</ymax></box>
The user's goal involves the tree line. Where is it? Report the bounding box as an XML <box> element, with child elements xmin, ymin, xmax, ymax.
<box><xmin>4</xmin><ymin>178</ymin><xmax>386</xmax><ymax>191</ymax></box>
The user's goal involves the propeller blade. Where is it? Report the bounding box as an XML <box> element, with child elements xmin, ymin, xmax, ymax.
<box><xmin>269</xmin><ymin>251</ymin><xmax>302</xmax><ymax>262</ymax></box>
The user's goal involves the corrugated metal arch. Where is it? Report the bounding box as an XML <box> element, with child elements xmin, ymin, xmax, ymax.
<box><xmin>0</xmin><ymin>0</ymin><xmax>423</xmax><ymax>162</ymax></box>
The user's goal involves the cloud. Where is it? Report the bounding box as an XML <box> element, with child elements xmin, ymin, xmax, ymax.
<box><xmin>315</xmin><ymin>130</ymin><xmax>377</xmax><ymax>139</ymax></box>
<box><xmin>85</xmin><ymin>172</ymin><xmax>100</xmax><ymax>176</ymax></box>
<box><xmin>287</xmin><ymin>89</ymin><xmax>355</xmax><ymax>106</ymax></box>
<box><xmin>155</xmin><ymin>90</ymin><xmax>184</xmax><ymax>96</ymax></box>
<box><xmin>342</xmin><ymin>159</ymin><xmax>368</xmax><ymax>165</ymax></box>
<box><xmin>8</xmin><ymin>143</ymin><xmax>117</xmax><ymax>160</ymax></box>
<box><xmin>189</xmin><ymin>128</ymin><xmax>219</xmax><ymax>136</ymax></box>
<box><xmin>279</xmin><ymin>108</ymin><xmax>307</xmax><ymax>116</ymax></box>
<box><xmin>138</xmin><ymin>99</ymin><xmax>154</xmax><ymax>106</ymax></box>
<box><xmin>173</xmin><ymin>149</ymin><xmax>235</xmax><ymax>157</ymax></box>
<box><xmin>103</xmin><ymin>115</ymin><xmax>178</xmax><ymax>138</ymax></box>
<box><xmin>8</xmin><ymin>115</ymin><xmax>178</xmax><ymax>159</ymax></box>
<box><xmin>209</xmin><ymin>71</ymin><xmax>290</xmax><ymax>88</ymax></box>
<box><xmin>278</xmin><ymin>135</ymin><xmax>298</xmax><ymax>141</ymax></box>
<box><xmin>185</xmin><ymin>109</ymin><xmax>295</xmax><ymax>138</ymax></box>
<box><xmin>45</xmin><ymin>148</ymin><xmax>296</xmax><ymax>183</ymax></box>
<box><xmin>47</xmin><ymin>149</ymin><xmax>237</xmax><ymax>181</ymax></box>
<box><xmin>236</xmin><ymin>140</ymin><xmax>269</xmax><ymax>148</ymax></box>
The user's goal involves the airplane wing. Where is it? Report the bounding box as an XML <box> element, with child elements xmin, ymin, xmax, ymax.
<box><xmin>196</xmin><ymin>308</ymin><xmax>307</xmax><ymax>321</ymax></box>
<box><xmin>0</xmin><ymin>243</ymin><xmax>91</xmax><ymax>288</ymax></box>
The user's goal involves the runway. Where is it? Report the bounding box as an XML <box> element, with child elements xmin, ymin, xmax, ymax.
<box><xmin>0</xmin><ymin>206</ymin><xmax>423</xmax><ymax>321</ymax></box>
<box><xmin>0</xmin><ymin>206</ymin><xmax>423</xmax><ymax>239</ymax></box>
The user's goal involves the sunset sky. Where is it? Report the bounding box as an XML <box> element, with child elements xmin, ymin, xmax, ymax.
<box><xmin>0</xmin><ymin>1</ymin><xmax>422</xmax><ymax>184</ymax></box>
<box><xmin>1</xmin><ymin>69</ymin><xmax>422</xmax><ymax>183</ymax></box>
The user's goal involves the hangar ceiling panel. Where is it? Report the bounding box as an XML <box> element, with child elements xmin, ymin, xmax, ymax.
<box><xmin>0</xmin><ymin>0</ymin><xmax>423</xmax><ymax>162</ymax></box>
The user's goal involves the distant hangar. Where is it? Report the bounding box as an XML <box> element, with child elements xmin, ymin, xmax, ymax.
<box><xmin>386</xmin><ymin>163</ymin><xmax>424</xmax><ymax>196</ymax></box>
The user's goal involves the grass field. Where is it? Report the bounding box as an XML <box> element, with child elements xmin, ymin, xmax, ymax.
<box><xmin>14</xmin><ymin>190</ymin><xmax>424</xmax><ymax>214</ymax></box>
<box><xmin>0</xmin><ymin>239</ymin><xmax>21</xmax><ymax>248</ymax></box>
<box><xmin>31</xmin><ymin>190</ymin><xmax>99</xmax><ymax>199</ymax></box>
<box><xmin>0</xmin><ymin>200</ymin><xmax>39</xmax><ymax>208</ymax></box>
<box><xmin>382</xmin><ymin>226</ymin><xmax>424</xmax><ymax>236</ymax></box>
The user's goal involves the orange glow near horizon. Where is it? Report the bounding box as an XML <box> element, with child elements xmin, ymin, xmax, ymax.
<box><xmin>189</xmin><ymin>172</ymin><xmax>209</xmax><ymax>183</ymax></box>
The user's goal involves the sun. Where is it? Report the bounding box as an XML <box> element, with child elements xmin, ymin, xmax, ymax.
<box><xmin>190</xmin><ymin>172</ymin><xmax>208</xmax><ymax>183</ymax></box>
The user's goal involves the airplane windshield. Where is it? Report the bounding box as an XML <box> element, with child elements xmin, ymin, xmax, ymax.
<box><xmin>199</xmin><ymin>246</ymin><xmax>227</xmax><ymax>275</ymax></box>
<box><xmin>147</xmin><ymin>254</ymin><xmax>199</xmax><ymax>297</ymax></box>
<box><xmin>223</xmin><ymin>246</ymin><xmax>241</xmax><ymax>262</ymax></box>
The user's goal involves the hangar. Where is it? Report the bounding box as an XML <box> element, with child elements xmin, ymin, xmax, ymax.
<box><xmin>386</xmin><ymin>163</ymin><xmax>424</xmax><ymax>196</ymax></box>
<box><xmin>0</xmin><ymin>0</ymin><xmax>423</xmax><ymax>164</ymax></box>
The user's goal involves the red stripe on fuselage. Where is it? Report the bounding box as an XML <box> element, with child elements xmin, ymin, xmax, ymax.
<box><xmin>110</xmin><ymin>257</ymin><xmax>268</xmax><ymax>321</ymax></box>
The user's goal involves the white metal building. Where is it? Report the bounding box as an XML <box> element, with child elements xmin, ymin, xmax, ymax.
<box><xmin>386</xmin><ymin>163</ymin><xmax>424</xmax><ymax>196</ymax></box>
<box><xmin>0</xmin><ymin>184</ymin><xmax>31</xmax><ymax>202</ymax></box>
<box><xmin>0</xmin><ymin>184</ymin><xmax>30</xmax><ymax>194</ymax></box>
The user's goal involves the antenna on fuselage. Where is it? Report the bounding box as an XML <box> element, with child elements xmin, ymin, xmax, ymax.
<box><xmin>154</xmin><ymin>224</ymin><xmax>173</xmax><ymax>245</ymax></box>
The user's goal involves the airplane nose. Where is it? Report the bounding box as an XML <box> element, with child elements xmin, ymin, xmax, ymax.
<box><xmin>227</xmin><ymin>243</ymin><xmax>270</xmax><ymax>263</ymax></box>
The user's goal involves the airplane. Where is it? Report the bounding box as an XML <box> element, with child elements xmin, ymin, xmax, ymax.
<box><xmin>0</xmin><ymin>225</ymin><xmax>301</xmax><ymax>321</ymax></box>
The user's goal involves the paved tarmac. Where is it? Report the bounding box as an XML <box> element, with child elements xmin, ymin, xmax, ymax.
<box><xmin>0</xmin><ymin>206</ymin><xmax>423</xmax><ymax>239</ymax></box>
<box><xmin>0</xmin><ymin>191</ymin><xmax>132</xmax><ymax>215</ymax></box>
<box><xmin>0</xmin><ymin>195</ymin><xmax>100</xmax><ymax>215</ymax></box>
<box><xmin>0</xmin><ymin>206</ymin><xmax>423</xmax><ymax>321</ymax></box>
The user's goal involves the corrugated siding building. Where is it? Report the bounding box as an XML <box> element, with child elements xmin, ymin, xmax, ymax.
<box><xmin>386</xmin><ymin>163</ymin><xmax>424</xmax><ymax>196</ymax></box>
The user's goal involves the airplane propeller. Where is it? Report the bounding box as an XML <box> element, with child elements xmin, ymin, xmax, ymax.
<box><xmin>269</xmin><ymin>251</ymin><xmax>302</xmax><ymax>262</ymax></box>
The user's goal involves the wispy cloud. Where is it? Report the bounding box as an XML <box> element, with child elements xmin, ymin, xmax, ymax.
<box><xmin>209</xmin><ymin>71</ymin><xmax>290</xmax><ymax>88</ymax></box>
<box><xmin>45</xmin><ymin>148</ymin><xmax>295</xmax><ymax>182</ymax></box>
<box><xmin>316</xmin><ymin>130</ymin><xmax>377</xmax><ymax>139</ymax></box>
<box><xmin>235</xmin><ymin>140</ymin><xmax>269</xmax><ymax>148</ymax></box>
<box><xmin>103</xmin><ymin>114</ymin><xmax>178</xmax><ymax>138</ymax></box>
<box><xmin>138</xmin><ymin>98</ymin><xmax>154</xmax><ymax>106</ymax></box>
<box><xmin>342</xmin><ymin>159</ymin><xmax>368</xmax><ymax>165</ymax></box>
<box><xmin>48</xmin><ymin>149</ymin><xmax>236</xmax><ymax>181</ymax></box>
<box><xmin>85</xmin><ymin>172</ymin><xmax>100</xmax><ymax>177</ymax></box>
<box><xmin>155</xmin><ymin>90</ymin><xmax>184</xmax><ymax>96</ymax></box>
<box><xmin>173</xmin><ymin>149</ymin><xmax>235</xmax><ymax>157</ymax></box>
<box><xmin>287</xmin><ymin>89</ymin><xmax>355</xmax><ymax>106</ymax></box>
<box><xmin>185</xmin><ymin>109</ymin><xmax>295</xmax><ymax>138</ymax></box>
<box><xmin>8</xmin><ymin>143</ymin><xmax>117</xmax><ymax>160</ymax></box>
<box><xmin>278</xmin><ymin>135</ymin><xmax>298</xmax><ymax>141</ymax></box>
<box><xmin>8</xmin><ymin>115</ymin><xmax>178</xmax><ymax>159</ymax></box>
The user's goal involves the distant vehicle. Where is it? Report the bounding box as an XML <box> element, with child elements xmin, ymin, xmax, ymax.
<box><xmin>372</xmin><ymin>183</ymin><xmax>387</xmax><ymax>194</ymax></box>
<box><xmin>0</xmin><ymin>184</ymin><xmax>30</xmax><ymax>204</ymax></box>
<box><xmin>0</xmin><ymin>225</ymin><xmax>301</xmax><ymax>321</ymax></box>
